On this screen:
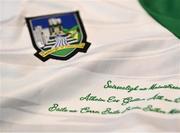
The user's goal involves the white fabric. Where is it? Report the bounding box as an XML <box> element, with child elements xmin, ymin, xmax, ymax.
<box><xmin>0</xmin><ymin>0</ymin><xmax>180</xmax><ymax>132</ymax></box>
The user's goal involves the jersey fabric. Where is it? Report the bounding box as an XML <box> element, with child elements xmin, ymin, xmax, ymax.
<box><xmin>139</xmin><ymin>0</ymin><xmax>180</xmax><ymax>38</ymax></box>
<box><xmin>0</xmin><ymin>0</ymin><xmax>180</xmax><ymax>132</ymax></box>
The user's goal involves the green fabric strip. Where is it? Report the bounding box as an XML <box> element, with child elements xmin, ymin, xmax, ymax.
<box><xmin>139</xmin><ymin>0</ymin><xmax>180</xmax><ymax>38</ymax></box>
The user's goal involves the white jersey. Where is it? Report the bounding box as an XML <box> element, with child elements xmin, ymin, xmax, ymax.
<box><xmin>0</xmin><ymin>0</ymin><xmax>180</xmax><ymax>132</ymax></box>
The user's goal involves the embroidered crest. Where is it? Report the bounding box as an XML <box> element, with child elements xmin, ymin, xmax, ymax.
<box><xmin>26</xmin><ymin>11</ymin><xmax>91</xmax><ymax>61</ymax></box>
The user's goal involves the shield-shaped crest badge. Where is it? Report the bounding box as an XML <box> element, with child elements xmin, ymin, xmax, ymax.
<box><xmin>26</xmin><ymin>11</ymin><xmax>91</xmax><ymax>61</ymax></box>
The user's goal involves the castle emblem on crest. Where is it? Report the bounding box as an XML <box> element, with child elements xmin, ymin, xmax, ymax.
<box><xmin>26</xmin><ymin>11</ymin><xmax>91</xmax><ymax>61</ymax></box>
